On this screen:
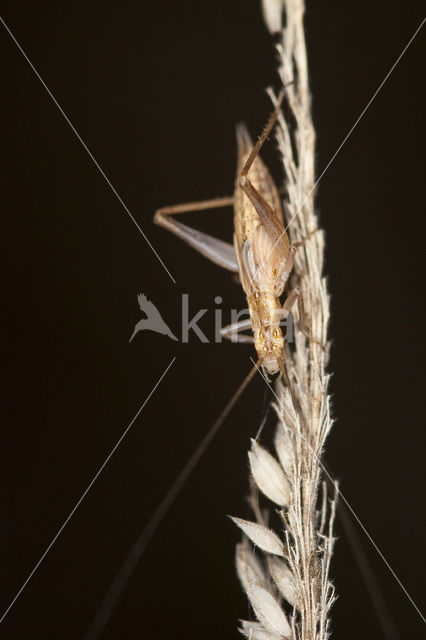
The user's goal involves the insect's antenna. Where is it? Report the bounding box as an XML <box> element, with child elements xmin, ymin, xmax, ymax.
<box><xmin>241</xmin><ymin>88</ymin><xmax>286</xmax><ymax>178</ymax></box>
<box><xmin>84</xmin><ymin>361</ymin><xmax>259</xmax><ymax>640</ymax></box>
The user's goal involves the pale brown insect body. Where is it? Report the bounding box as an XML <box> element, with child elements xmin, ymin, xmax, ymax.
<box><xmin>234</xmin><ymin>123</ymin><xmax>289</xmax><ymax>375</ymax></box>
<box><xmin>154</xmin><ymin>91</ymin><xmax>309</xmax><ymax>379</ymax></box>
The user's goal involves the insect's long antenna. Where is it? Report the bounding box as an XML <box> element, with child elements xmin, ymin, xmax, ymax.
<box><xmin>84</xmin><ymin>361</ymin><xmax>259</xmax><ymax>640</ymax></box>
<box><xmin>241</xmin><ymin>88</ymin><xmax>286</xmax><ymax>178</ymax></box>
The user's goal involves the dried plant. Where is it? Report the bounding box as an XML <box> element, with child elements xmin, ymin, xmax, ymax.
<box><xmin>232</xmin><ymin>1</ymin><xmax>337</xmax><ymax>638</ymax></box>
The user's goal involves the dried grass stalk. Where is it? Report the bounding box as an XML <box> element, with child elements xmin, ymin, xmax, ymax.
<box><xmin>232</xmin><ymin>1</ymin><xmax>337</xmax><ymax>638</ymax></box>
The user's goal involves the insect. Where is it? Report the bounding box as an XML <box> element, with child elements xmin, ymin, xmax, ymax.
<box><xmin>154</xmin><ymin>90</ymin><xmax>313</xmax><ymax>381</ymax></box>
<box><xmin>88</xmin><ymin>96</ymin><xmax>388</xmax><ymax>639</ymax></box>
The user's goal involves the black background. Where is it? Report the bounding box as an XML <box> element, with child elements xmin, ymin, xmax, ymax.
<box><xmin>1</xmin><ymin>1</ymin><xmax>425</xmax><ymax>638</ymax></box>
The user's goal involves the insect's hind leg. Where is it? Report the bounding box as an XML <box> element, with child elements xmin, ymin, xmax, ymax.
<box><xmin>239</xmin><ymin>91</ymin><xmax>291</xmax><ymax>257</ymax></box>
<box><xmin>240</xmin><ymin>88</ymin><xmax>285</xmax><ymax>179</ymax></box>
<box><xmin>154</xmin><ymin>197</ymin><xmax>239</xmax><ymax>272</ymax></box>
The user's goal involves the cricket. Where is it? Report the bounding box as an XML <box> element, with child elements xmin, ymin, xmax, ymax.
<box><xmin>154</xmin><ymin>90</ymin><xmax>315</xmax><ymax>386</ymax></box>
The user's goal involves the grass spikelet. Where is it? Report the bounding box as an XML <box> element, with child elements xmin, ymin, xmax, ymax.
<box><xmin>234</xmin><ymin>1</ymin><xmax>337</xmax><ymax>638</ymax></box>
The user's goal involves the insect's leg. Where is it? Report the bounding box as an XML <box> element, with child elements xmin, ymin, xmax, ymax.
<box><xmin>220</xmin><ymin>318</ymin><xmax>254</xmax><ymax>343</ymax></box>
<box><xmin>292</xmin><ymin>228</ymin><xmax>319</xmax><ymax>248</ymax></box>
<box><xmin>282</xmin><ymin>286</ymin><xmax>301</xmax><ymax>314</ymax></box>
<box><xmin>240</xmin><ymin>89</ymin><xmax>285</xmax><ymax>178</ymax></box>
<box><xmin>281</xmin><ymin>286</ymin><xmax>310</xmax><ymax>337</ymax></box>
<box><xmin>281</xmin><ymin>287</ymin><xmax>324</xmax><ymax>348</ymax></box>
<box><xmin>240</xmin><ymin>177</ymin><xmax>290</xmax><ymax>256</ymax></box>
<box><xmin>154</xmin><ymin>197</ymin><xmax>239</xmax><ymax>272</ymax></box>
<box><xmin>239</xmin><ymin>92</ymin><xmax>291</xmax><ymax>257</ymax></box>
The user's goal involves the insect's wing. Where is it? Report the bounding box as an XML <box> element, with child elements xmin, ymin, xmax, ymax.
<box><xmin>233</xmin><ymin>233</ymin><xmax>255</xmax><ymax>300</ymax></box>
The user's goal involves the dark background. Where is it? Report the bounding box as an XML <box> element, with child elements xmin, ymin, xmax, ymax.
<box><xmin>1</xmin><ymin>1</ymin><xmax>425</xmax><ymax>638</ymax></box>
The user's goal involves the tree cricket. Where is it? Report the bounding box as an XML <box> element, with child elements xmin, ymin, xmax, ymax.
<box><xmin>87</xmin><ymin>96</ymin><xmax>309</xmax><ymax>639</ymax></box>
<box><xmin>154</xmin><ymin>90</ymin><xmax>315</xmax><ymax>387</ymax></box>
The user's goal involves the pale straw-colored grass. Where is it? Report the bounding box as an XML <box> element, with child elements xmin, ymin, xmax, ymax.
<box><xmin>232</xmin><ymin>1</ymin><xmax>337</xmax><ymax>638</ymax></box>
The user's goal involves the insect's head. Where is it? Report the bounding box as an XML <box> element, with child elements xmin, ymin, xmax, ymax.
<box><xmin>255</xmin><ymin>326</ymin><xmax>284</xmax><ymax>376</ymax></box>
